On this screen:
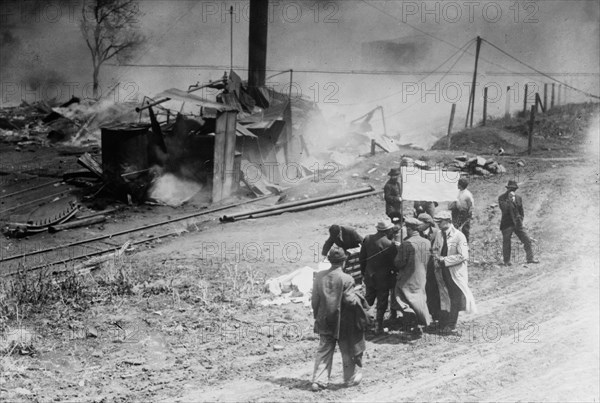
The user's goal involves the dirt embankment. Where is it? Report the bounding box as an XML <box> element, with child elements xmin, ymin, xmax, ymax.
<box><xmin>431</xmin><ymin>102</ymin><xmax>600</xmax><ymax>156</ymax></box>
<box><xmin>1</xmin><ymin>103</ymin><xmax>598</xmax><ymax>402</ymax></box>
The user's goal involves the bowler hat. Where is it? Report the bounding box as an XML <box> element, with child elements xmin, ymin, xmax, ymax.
<box><xmin>433</xmin><ymin>210</ymin><xmax>452</xmax><ymax>221</ymax></box>
<box><xmin>376</xmin><ymin>218</ymin><xmax>394</xmax><ymax>231</ymax></box>
<box><xmin>327</xmin><ymin>246</ymin><xmax>347</xmax><ymax>264</ymax></box>
<box><xmin>506</xmin><ymin>180</ymin><xmax>519</xmax><ymax>189</ymax></box>
<box><xmin>388</xmin><ymin>168</ymin><xmax>400</xmax><ymax>177</ymax></box>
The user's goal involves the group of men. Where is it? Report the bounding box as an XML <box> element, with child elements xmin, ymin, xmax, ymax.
<box><xmin>310</xmin><ymin>169</ymin><xmax>539</xmax><ymax>390</ymax></box>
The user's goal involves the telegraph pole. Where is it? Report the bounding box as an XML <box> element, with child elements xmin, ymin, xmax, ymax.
<box><xmin>467</xmin><ymin>36</ymin><xmax>482</xmax><ymax>128</ymax></box>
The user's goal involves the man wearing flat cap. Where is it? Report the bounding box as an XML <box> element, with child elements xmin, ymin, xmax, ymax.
<box><xmin>417</xmin><ymin>213</ymin><xmax>439</xmax><ymax>244</ymax></box>
<box><xmin>391</xmin><ymin>217</ymin><xmax>433</xmax><ymax>335</ymax></box>
<box><xmin>384</xmin><ymin>168</ymin><xmax>403</xmax><ymax>223</ymax></box>
<box><xmin>311</xmin><ymin>246</ymin><xmax>368</xmax><ymax>391</ymax></box>
<box><xmin>432</xmin><ymin>210</ymin><xmax>477</xmax><ymax>333</ymax></box>
<box><xmin>498</xmin><ymin>180</ymin><xmax>539</xmax><ymax>265</ymax></box>
<box><xmin>321</xmin><ymin>225</ymin><xmax>364</xmax><ymax>259</ymax></box>
<box><xmin>359</xmin><ymin>218</ymin><xmax>398</xmax><ymax>333</ymax></box>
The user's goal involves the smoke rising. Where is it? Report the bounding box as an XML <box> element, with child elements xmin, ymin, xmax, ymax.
<box><xmin>0</xmin><ymin>0</ymin><xmax>598</xmax><ymax>149</ymax></box>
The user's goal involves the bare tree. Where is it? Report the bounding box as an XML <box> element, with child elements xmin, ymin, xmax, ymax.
<box><xmin>80</xmin><ymin>0</ymin><xmax>145</xmax><ymax>98</ymax></box>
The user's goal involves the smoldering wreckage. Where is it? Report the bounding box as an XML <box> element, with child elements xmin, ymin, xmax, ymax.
<box><xmin>0</xmin><ymin>1</ymin><xmax>512</xmax><ymax>393</ymax></box>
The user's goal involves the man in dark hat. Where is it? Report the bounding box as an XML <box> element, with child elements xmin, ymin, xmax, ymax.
<box><xmin>359</xmin><ymin>218</ymin><xmax>398</xmax><ymax>333</ymax></box>
<box><xmin>391</xmin><ymin>217</ymin><xmax>433</xmax><ymax>336</ymax></box>
<box><xmin>498</xmin><ymin>180</ymin><xmax>539</xmax><ymax>265</ymax></box>
<box><xmin>321</xmin><ymin>225</ymin><xmax>364</xmax><ymax>259</ymax></box>
<box><xmin>450</xmin><ymin>177</ymin><xmax>474</xmax><ymax>242</ymax></box>
<box><xmin>384</xmin><ymin>168</ymin><xmax>403</xmax><ymax>223</ymax></box>
<box><xmin>311</xmin><ymin>246</ymin><xmax>368</xmax><ymax>391</ymax></box>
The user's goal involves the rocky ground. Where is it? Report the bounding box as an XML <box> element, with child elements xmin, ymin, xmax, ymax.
<box><xmin>0</xmin><ymin>104</ymin><xmax>598</xmax><ymax>402</ymax></box>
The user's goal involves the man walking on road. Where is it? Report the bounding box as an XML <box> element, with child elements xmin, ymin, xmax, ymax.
<box><xmin>432</xmin><ymin>211</ymin><xmax>477</xmax><ymax>334</ymax></box>
<box><xmin>450</xmin><ymin>178</ymin><xmax>474</xmax><ymax>242</ymax></box>
<box><xmin>359</xmin><ymin>218</ymin><xmax>398</xmax><ymax>333</ymax></box>
<box><xmin>311</xmin><ymin>246</ymin><xmax>368</xmax><ymax>391</ymax></box>
<box><xmin>498</xmin><ymin>180</ymin><xmax>539</xmax><ymax>265</ymax></box>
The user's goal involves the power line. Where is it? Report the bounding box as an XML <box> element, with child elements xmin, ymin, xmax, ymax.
<box><xmin>358</xmin><ymin>1</ymin><xmax>563</xmax><ymax>84</ymax></box>
<box><xmin>372</xmin><ymin>37</ymin><xmax>475</xmax><ymax>121</ymax></box>
<box><xmin>334</xmin><ymin>38</ymin><xmax>475</xmax><ymax>106</ymax></box>
<box><xmin>113</xmin><ymin>62</ymin><xmax>600</xmax><ymax>77</ymax></box>
<box><xmin>481</xmin><ymin>38</ymin><xmax>600</xmax><ymax>99</ymax></box>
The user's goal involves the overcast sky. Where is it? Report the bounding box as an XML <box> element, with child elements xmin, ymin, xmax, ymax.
<box><xmin>1</xmin><ymin>0</ymin><xmax>598</xmax><ymax>145</ymax></box>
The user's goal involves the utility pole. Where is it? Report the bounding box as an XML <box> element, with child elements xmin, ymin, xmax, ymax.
<box><xmin>483</xmin><ymin>87</ymin><xmax>488</xmax><ymax>126</ymax></box>
<box><xmin>505</xmin><ymin>86</ymin><xmax>511</xmax><ymax>118</ymax></box>
<box><xmin>447</xmin><ymin>103</ymin><xmax>456</xmax><ymax>148</ymax></box>
<box><xmin>523</xmin><ymin>84</ymin><xmax>528</xmax><ymax>114</ymax></box>
<box><xmin>467</xmin><ymin>36</ymin><xmax>482</xmax><ymax>128</ymax></box>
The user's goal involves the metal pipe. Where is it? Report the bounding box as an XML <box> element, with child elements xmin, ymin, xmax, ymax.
<box><xmin>135</xmin><ymin>97</ymin><xmax>171</xmax><ymax>112</ymax></box>
<box><xmin>234</xmin><ymin>190</ymin><xmax>382</xmax><ymax>221</ymax></box>
<box><xmin>0</xmin><ymin>195</ymin><xmax>271</xmax><ymax>263</ymax></box>
<box><xmin>220</xmin><ymin>186</ymin><xmax>374</xmax><ymax>222</ymax></box>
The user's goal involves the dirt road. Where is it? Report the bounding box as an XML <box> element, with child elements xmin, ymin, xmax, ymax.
<box><xmin>1</xmin><ymin>114</ymin><xmax>598</xmax><ymax>402</ymax></box>
<box><xmin>167</xmin><ymin>147</ymin><xmax>599</xmax><ymax>402</ymax></box>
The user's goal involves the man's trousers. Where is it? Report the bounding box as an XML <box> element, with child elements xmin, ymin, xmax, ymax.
<box><xmin>502</xmin><ymin>226</ymin><xmax>534</xmax><ymax>263</ymax></box>
<box><xmin>312</xmin><ymin>334</ymin><xmax>363</xmax><ymax>384</ymax></box>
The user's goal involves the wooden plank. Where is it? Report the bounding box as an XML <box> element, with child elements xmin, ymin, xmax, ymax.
<box><xmin>212</xmin><ymin>113</ymin><xmax>227</xmax><ymax>202</ymax></box>
<box><xmin>222</xmin><ymin>111</ymin><xmax>238</xmax><ymax>199</ymax></box>
<box><xmin>77</xmin><ymin>152</ymin><xmax>103</xmax><ymax>178</ymax></box>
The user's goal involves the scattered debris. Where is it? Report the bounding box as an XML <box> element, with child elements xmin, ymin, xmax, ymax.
<box><xmin>446</xmin><ymin>154</ymin><xmax>507</xmax><ymax>176</ymax></box>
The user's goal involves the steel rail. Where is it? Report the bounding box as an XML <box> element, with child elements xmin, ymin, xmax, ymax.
<box><xmin>0</xmin><ymin>180</ymin><xmax>63</xmax><ymax>200</ymax></box>
<box><xmin>0</xmin><ymin>195</ymin><xmax>271</xmax><ymax>263</ymax></box>
<box><xmin>2</xmin><ymin>232</ymin><xmax>180</xmax><ymax>276</ymax></box>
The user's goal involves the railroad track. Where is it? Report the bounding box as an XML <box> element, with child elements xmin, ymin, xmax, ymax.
<box><xmin>0</xmin><ymin>195</ymin><xmax>273</xmax><ymax>277</ymax></box>
<box><xmin>0</xmin><ymin>186</ymin><xmax>383</xmax><ymax>277</ymax></box>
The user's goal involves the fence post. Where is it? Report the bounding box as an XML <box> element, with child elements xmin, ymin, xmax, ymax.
<box><xmin>447</xmin><ymin>103</ymin><xmax>456</xmax><ymax>148</ymax></box>
<box><xmin>528</xmin><ymin>105</ymin><xmax>535</xmax><ymax>155</ymax></box>
<box><xmin>543</xmin><ymin>83</ymin><xmax>548</xmax><ymax>111</ymax></box>
<box><xmin>483</xmin><ymin>87</ymin><xmax>488</xmax><ymax>126</ymax></box>
<box><xmin>523</xmin><ymin>84</ymin><xmax>528</xmax><ymax>114</ymax></box>
<box><xmin>505</xmin><ymin>86</ymin><xmax>511</xmax><ymax>118</ymax></box>
<box><xmin>551</xmin><ymin>83</ymin><xmax>555</xmax><ymax>109</ymax></box>
<box><xmin>371</xmin><ymin>139</ymin><xmax>376</xmax><ymax>155</ymax></box>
